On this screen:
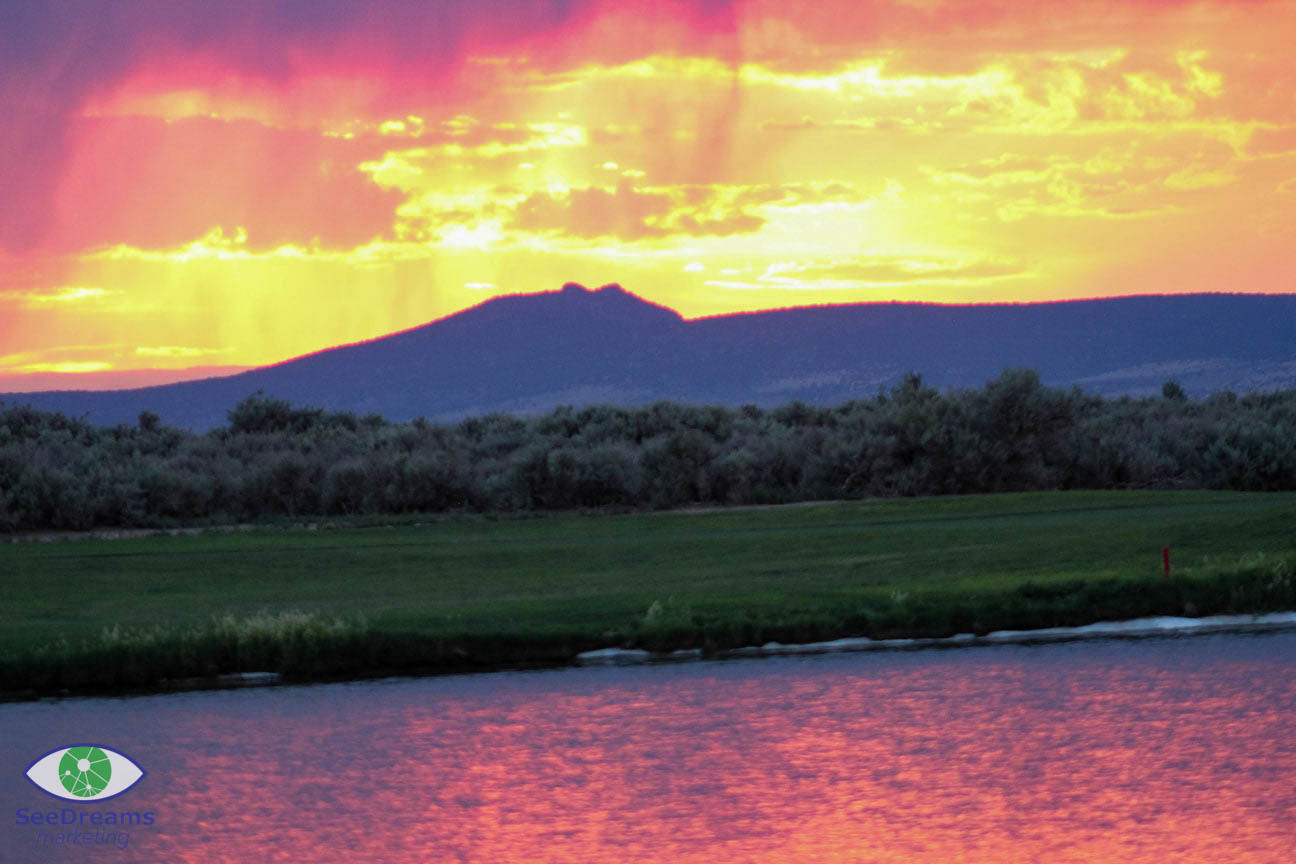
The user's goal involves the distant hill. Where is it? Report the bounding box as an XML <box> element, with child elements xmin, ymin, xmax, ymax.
<box><xmin>4</xmin><ymin>284</ymin><xmax>1295</xmax><ymax>430</ymax></box>
<box><xmin>0</xmin><ymin>365</ymin><xmax>254</xmax><ymax>394</ymax></box>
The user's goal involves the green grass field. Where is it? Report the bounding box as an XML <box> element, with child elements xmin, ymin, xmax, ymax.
<box><xmin>3</xmin><ymin>490</ymin><xmax>1294</xmax><ymax>696</ymax></box>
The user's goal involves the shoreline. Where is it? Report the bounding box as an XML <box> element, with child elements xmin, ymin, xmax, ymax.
<box><xmin>7</xmin><ymin>611</ymin><xmax>1296</xmax><ymax>703</ymax></box>
<box><xmin>577</xmin><ymin>610</ymin><xmax>1296</xmax><ymax>665</ymax></box>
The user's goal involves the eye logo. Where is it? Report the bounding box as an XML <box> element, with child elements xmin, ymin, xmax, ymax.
<box><xmin>25</xmin><ymin>745</ymin><xmax>145</xmax><ymax>802</ymax></box>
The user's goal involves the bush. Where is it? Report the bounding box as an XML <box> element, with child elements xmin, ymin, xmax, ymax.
<box><xmin>3</xmin><ymin>375</ymin><xmax>1296</xmax><ymax>530</ymax></box>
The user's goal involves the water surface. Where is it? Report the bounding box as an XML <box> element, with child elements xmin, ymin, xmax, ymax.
<box><xmin>3</xmin><ymin>632</ymin><xmax>1294</xmax><ymax>862</ymax></box>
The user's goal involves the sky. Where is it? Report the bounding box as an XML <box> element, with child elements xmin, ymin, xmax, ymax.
<box><xmin>1</xmin><ymin>0</ymin><xmax>1293</xmax><ymax>390</ymax></box>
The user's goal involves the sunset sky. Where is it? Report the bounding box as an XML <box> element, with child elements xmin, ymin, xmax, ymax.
<box><xmin>1</xmin><ymin>0</ymin><xmax>1293</xmax><ymax>390</ymax></box>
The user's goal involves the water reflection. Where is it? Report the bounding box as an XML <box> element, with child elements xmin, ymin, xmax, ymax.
<box><xmin>3</xmin><ymin>633</ymin><xmax>1294</xmax><ymax>862</ymax></box>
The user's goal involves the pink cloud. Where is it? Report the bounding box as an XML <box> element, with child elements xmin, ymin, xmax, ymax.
<box><xmin>47</xmin><ymin>115</ymin><xmax>403</xmax><ymax>252</ymax></box>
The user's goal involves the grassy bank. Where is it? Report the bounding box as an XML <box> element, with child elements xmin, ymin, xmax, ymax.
<box><xmin>3</xmin><ymin>490</ymin><xmax>1295</xmax><ymax>697</ymax></box>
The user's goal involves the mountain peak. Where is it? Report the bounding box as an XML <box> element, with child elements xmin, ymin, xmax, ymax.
<box><xmin>550</xmin><ymin>281</ymin><xmax>683</xmax><ymax>323</ymax></box>
<box><xmin>559</xmin><ymin>281</ymin><xmax>628</xmax><ymax>297</ymax></box>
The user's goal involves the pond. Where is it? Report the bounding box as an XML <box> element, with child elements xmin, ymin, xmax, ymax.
<box><xmin>3</xmin><ymin>631</ymin><xmax>1294</xmax><ymax>862</ymax></box>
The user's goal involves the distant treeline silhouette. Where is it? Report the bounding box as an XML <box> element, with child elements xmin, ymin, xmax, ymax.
<box><xmin>3</xmin><ymin>369</ymin><xmax>1295</xmax><ymax>531</ymax></box>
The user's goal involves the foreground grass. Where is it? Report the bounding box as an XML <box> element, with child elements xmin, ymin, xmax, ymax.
<box><xmin>2</xmin><ymin>490</ymin><xmax>1295</xmax><ymax>697</ymax></box>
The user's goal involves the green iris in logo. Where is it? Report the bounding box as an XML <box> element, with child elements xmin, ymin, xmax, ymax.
<box><xmin>58</xmin><ymin>746</ymin><xmax>112</xmax><ymax>798</ymax></box>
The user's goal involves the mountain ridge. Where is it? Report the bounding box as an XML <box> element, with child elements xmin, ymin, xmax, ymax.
<box><xmin>4</xmin><ymin>285</ymin><xmax>1295</xmax><ymax>430</ymax></box>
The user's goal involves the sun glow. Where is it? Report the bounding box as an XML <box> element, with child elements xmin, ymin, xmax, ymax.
<box><xmin>1</xmin><ymin>0</ymin><xmax>1293</xmax><ymax>384</ymax></box>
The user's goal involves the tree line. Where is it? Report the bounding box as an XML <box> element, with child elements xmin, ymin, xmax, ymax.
<box><xmin>2</xmin><ymin>369</ymin><xmax>1294</xmax><ymax>531</ymax></box>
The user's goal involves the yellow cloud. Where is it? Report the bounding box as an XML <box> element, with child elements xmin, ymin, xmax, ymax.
<box><xmin>1177</xmin><ymin>51</ymin><xmax>1223</xmax><ymax>99</ymax></box>
<box><xmin>11</xmin><ymin>361</ymin><xmax>114</xmax><ymax>374</ymax></box>
<box><xmin>134</xmin><ymin>346</ymin><xmax>232</xmax><ymax>358</ymax></box>
<box><xmin>768</xmin><ymin>255</ymin><xmax>1030</xmax><ymax>286</ymax></box>
<box><xmin>358</xmin><ymin>122</ymin><xmax>588</xmax><ymax>190</ymax></box>
<box><xmin>7</xmin><ymin>285</ymin><xmax>115</xmax><ymax>308</ymax></box>
<box><xmin>1163</xmin><ymin>168</ymin><xmax>1237</xmax><ymax>191</ymax></box>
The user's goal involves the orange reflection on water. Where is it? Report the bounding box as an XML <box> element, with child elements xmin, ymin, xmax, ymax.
<box><xmin>40</xmin><ymin>635</ymin><xmax>1292</xmax><ymax>863</ymax></box>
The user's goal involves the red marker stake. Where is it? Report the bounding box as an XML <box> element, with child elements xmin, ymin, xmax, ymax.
<box><xmin>1162</xmin><ymin>546</ymin><xmax>1171</xmax><ymax>577</ymax></box>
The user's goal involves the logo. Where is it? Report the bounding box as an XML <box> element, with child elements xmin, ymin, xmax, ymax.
<box><xmin>24</xmin><ymin>745</ymin><xmax>145</xmax><ymax>802</ymax></box>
